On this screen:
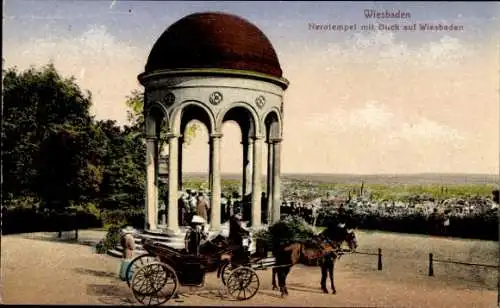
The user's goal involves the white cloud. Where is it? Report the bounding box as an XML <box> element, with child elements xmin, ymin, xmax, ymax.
<box><xmin>4</xmin><ymin>25</ymin><xmax>146</xmax><ymax>125</ymax></box>
<box><xmin>281</xmin><ymin>31</ymin><xmax>472</xmax><ymax>72</ymax></box>
<box><xmin>307</xmin><ymin>101</ymin><xmax>465</xmax><ymax>146</ymax></box>
<box><xmin>347</xmin><ymin>101</ymin><xmax>395</xmax><ymax>129</ymax></box>
<box><xmin>389</xmin><ymin>117</ymin><xmax>465</xmax><ymax>143</ymax></box>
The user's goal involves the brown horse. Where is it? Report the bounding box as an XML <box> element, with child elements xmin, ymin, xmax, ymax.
<box><xmin>271</xmin><ymin>225</ymin><xmax>358</xmax><ymax>297</ymax></box>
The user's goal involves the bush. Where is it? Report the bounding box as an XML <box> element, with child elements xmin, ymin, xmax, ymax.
<box><xmin>96</xmin><ymin>225</ymin><xmax>122</xmax><ymax>254</ymax></box>
<box><xmin>101</xmin><ymin>209</ymin><xmax>144</xmax><ymax>230</ymax></box>
<box><xmin>2</xmin><ymin>207</ymin><xmax>101</xmax><ymax>235</ymax></box>
<box><xmin>255</xmin><ymin>215</ymin><xmax>316</xmax><ymax>248</ymax></box>
<box><xmin>315</xmin><ymin>210</ymin><xmax>498</xmax><ymax>241</ymax></box>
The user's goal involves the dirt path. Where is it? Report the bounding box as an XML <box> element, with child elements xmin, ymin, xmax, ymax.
<box><xmin>1</xmin><ymin>233</ymin><xmax>497</xmax><ymax>307</ymax></box>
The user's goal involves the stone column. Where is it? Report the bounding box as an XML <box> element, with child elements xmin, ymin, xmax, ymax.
<box><xmin>272</xmin><ymin>139</ymin><xmax>282</xmax><ymax>223</ymax></box>
<box><xmin>251</xmin><ymin>136</ymin><xmax>263</xmax><ymax>228</ymax></box>
<box><xmin>155</xmin><ymin>142</ymin><xmax>161</xmax><ymax>225</ymax></box>
<box><xmin>208</xmin><ymin>139</ymin><xmax>213</xmax><ymax>192</ymax></box>
<box><xmin>167</xmin><ymin>133</ymin><xmax>179</xmax><ymax>232</ymax></box>
<box><xmin>209</xmin><ymin>133</ymin><xmax>222</xmax><ymax>231</ymax></box>
<box><xmin>178</xmin><ymin>137</ymin><xmax>184</xmax><ymax>191</ymax></box>
<box><xmin>241</xmin><ymin>138</ymin><xmax>253</xmax><ymax>197</ymax></box>
<box><xmin>145</xmin><ymin>137</ymin><xmax>157</xmax><ymax>230</ymax></box>
<box><xmin>266</xmin><ymin>141</ymin><xmax>274</xmax><ymax>224</ymax></box>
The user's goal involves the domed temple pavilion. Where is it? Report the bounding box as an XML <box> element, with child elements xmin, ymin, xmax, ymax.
<box><xmin>138</xmin><ymin>12</ymin><xmax>289</xmax><ymax>232</ymax></box>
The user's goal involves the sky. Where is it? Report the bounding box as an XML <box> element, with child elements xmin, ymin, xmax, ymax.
<box><xmin>3</xmin><ymin>1</ymin><xmax>499</xmax><ymax>175</ymax></box>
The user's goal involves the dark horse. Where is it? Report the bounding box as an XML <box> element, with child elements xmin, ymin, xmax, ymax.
<box><xmin>271</xmin><ymin>224</ymin><xmax>358</xmax><ymax>297</ymax></box>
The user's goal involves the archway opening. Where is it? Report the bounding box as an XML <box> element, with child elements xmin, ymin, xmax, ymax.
<box><xmin>181</xmin><ymin>120</ymin><xmax>209</xmax><ymax>189</ymax></box>
<box><xmin>264</xmin><ymin>111</ymin><xmax>281</xmax><ymax>142</ymax></box>
<box><xmin>177</xmin><ymin>103</ymin><xmax>213</xmax><ymax>195</ymax></box>
<box><xmin>220</xmin><ymin>106</ymin><xmax>261</xmax><ymax>222</ymax></box>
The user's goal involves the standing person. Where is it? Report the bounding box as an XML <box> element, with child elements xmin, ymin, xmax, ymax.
<box><xmin>189</xmin><ymin>190</ymin><xmax>197</xmax><ymax>212</ymax></box>
<box><xmin>196</xmin><ymin>192</ymin><xmax>209</xmax><ymax>222</ymax></box>
<box><xmin>226</xmin><ymin>194</ymin><xmax>234</xmax><ymax>222</ymax></box>
<box><xmin>442</xmin><ymin>210</ymin><xmax>451</xmax><ymax>236</ymax></box>
<box><xmin>204</xmin><ymin>191</ymin><xmax>211</xmax><ymax>224</ymax></box>
<box><xmin>232</xmin><ymin>192</ymin><xmax>242</xmax><ymax>216</ymax></box>
<box><xmin>228</xmin><ymin>214</ymin><xmax>250</xmax><ymax>265</ymax></box>
<box><xmin>178</xmin><ymin>193</ymin><xmax>189</xmax><ymax>227</ymax></box>
<box><xmin>158</xmin><ymin>200</ymin><xmax>166</xmax><ymax>225</ymax></box>
<box><xmin>184</xmin><ymin>215</ymin><xmax>208</xmax><ymax>255</ymax></box>
<box><xmin>118</xmin><ymin>226</ymin><xmax>135</xmax><ymax>281</ymax></box>
<box><xmin>183</xmin><ymin>192</ymin><xmax>192</xmax><ymax>226</ymax></box>
<box><xmin>221</xmin><ymin>193</ymin><xmax>228</xmax><ymax>223</ymax></box>
<box><xmin>261</xmin><ymin>192</ymin><xmax>268</xmax><ymax>224</ymax></box>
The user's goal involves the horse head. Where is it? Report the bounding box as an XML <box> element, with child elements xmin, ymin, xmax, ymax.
<box><xmin>321</xmin><ymin>223</ymin><xmax>358</xmax><ymax>252</ymax></box>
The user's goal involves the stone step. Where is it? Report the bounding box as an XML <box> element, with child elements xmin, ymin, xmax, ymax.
<box><xmin>136</xmin><ymin>233</ymin><xmax>184</xmax><ymax>242</ymax></box>
<box><xmin>108</xmin><ymin>248</ymin><xmax>124</xmax><ymax>258</ymax></box>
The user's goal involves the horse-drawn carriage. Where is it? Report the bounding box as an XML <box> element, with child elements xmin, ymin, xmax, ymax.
<box><xmin>127</xmin><ymin>236</ymin><xmax>263</xmax><ymax>306</ymax></box>
<box><xmin>125</xmin><ymin>215</ymin><xmax>358</xmax><ymax>305</ymax></box>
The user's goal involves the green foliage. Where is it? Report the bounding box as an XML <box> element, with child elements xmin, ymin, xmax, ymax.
<box><xmin>97</xmin><ymin>120</ymin><xmax>145</xmax><ymax>212</ymax></box>
<box><xmin>254</xmin><ymin>215</ymin><xmax>316</xmax><ymax>247</ymax></box>
<box><xmin>101</xmin><ymin>209</ymin><xmax>144</xmax><ymax>230</ymax></box>
<box><xmin>96</xmin><ymin>225</ymin><xmax>122</xmax><ymax>254</ymax></box>
<box><xmin>2</xmin><ymin>63</ymin><xmax>149</xmax><ymax>232</ymax></box>
<box><xmin>2</xmin><ymin>64</ymin><xmax>106</xmax><ymax>213</ymax></box>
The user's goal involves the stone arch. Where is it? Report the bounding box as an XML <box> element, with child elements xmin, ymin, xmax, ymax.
<box><xmin>171</xmin><ymin>100</ymin><xmax>216</xmax><ymax>136</ymax></box>
<box><xmin>217</xmin><ymin>102</ymin><xmax>260</xmax><ymax>138</ymax></box>
<box><xmin>145</xmin><ymin>103</ymin><xmax>168</xmax><ymax>137</ymax></box>
<box><xmin>263</xmin><ymin>108</ymin><xmax>282</xmax><ymax>141</ymax></box>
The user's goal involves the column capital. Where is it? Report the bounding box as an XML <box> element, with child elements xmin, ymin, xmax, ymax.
<box><xmin>251</xmin><ymin>135</ymin><xmax>265</xmax><ymax>141</ymax></box>
<box><xmin>210</xmin><ymin>133</ymin><xmax>223</xmax><ymax>139</ymax></box>
<box><xmin>269</xmin><ymin>138</ymin><xmax>283</xmax><ymax>144</ymax></box>
<box><xmin>166</xmin><ymin>132</ymin><xmax>181</xmax><ymax>139</ymax></box>
<box><xmin>144</xmin><ymin>136</ymin><xmax>158</xmax><ymax>142</ymax></box>
<box><xmin>241</xmin><ymin>138</ymin><xmax>255</xmax><ymax>145</ymax></box>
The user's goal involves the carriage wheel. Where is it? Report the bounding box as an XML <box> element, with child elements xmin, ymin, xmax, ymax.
<box><xmin>220</xmin><ymin>262</ymin><xmax>236</xmax><ymax>286</ymax></box>
<box><xmin>130</xmin><ymin>262</ymin><xmax>178</xmax><ymax>306</ymax></box>
<box><xmin>126</xmin><ymin>254</ymin><xmax>157</xmax><ymax>287</ymax></box>
<box><xmin>226</xmin><ymin>266</ymin><xmax>259</xmax><ymax>300</ymax></box>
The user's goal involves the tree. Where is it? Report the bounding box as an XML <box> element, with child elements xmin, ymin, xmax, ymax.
<box><xmin>2</xmin><ymin>63</ymin><xmax>105</xmax><ymax>213</ymax></box>
<box><xmin>97</xmin><ymin>120</ymin><xmax>145</xmax><ymax>212</ymax></box>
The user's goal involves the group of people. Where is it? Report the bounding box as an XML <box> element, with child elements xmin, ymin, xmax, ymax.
<box><xmin>168</xmin><ymin>190</ymin><xmax>270</xmax><ymax>227</ymax></box>
<box><xmin>176</xmin><ymin>190</ymin><xmax>211</xmax><ymax>227</ymax></box>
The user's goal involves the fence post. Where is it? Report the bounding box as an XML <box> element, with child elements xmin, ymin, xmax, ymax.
<box><xmin>377</xmin><ymin>248</ymin><xmax>383</xmax><ymax>271</ymax></box>
<box><xmin>428</xmin><ymin>253</ymin><xmax>434</xmax><ymax>277</ymax></box>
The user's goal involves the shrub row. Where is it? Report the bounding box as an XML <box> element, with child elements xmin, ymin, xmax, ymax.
<box><xmin>2</xmin><ymin>208</ymin><xmax>145</xmax><ymax>235</ymax></box>
<box><xmin>2</xmin><ymin>208</ymin><xmax>101</xmax><ymax>235</ymax></box>
<box><xmin>315</xmin><ymin>212</ymin><xmax>498</xmax><ymax>241</ymax></box>
<box><xmin>3</xmin><ymin>206</ymin><xmax>496</xmax><ymax>241</ymax></box>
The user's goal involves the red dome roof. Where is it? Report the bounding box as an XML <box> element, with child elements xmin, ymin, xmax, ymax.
<box><xmin>144</xmin><ymin>12</ymin><xmax>283</xmax><ymax>78</ymax></box>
